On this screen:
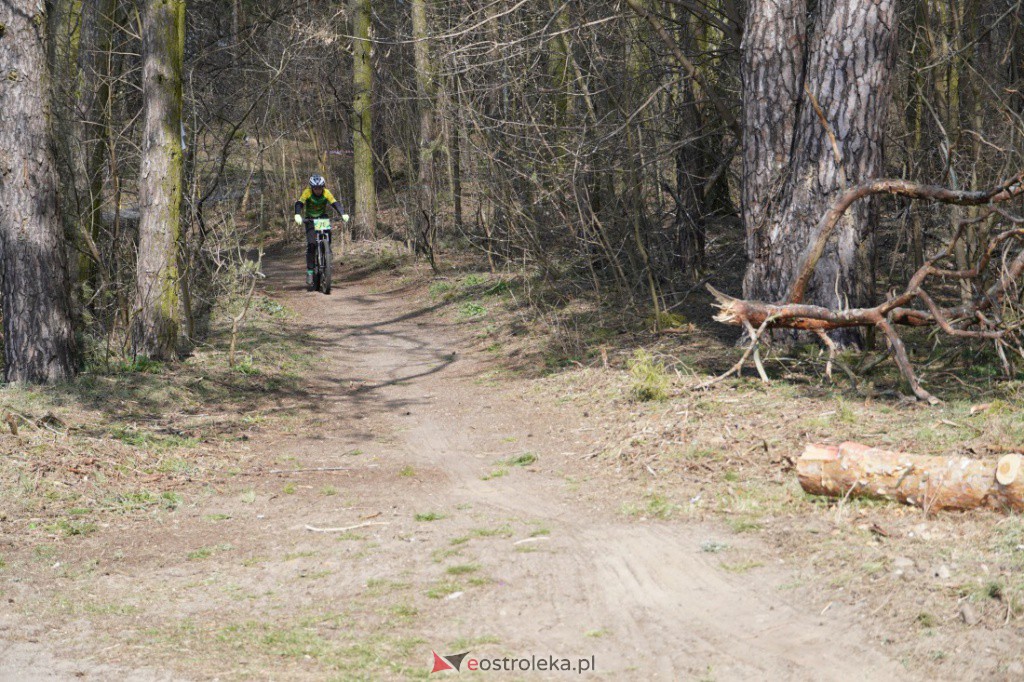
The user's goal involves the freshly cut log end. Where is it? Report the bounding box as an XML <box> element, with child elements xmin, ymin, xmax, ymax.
<box><xmin>797</xmin><ymin>442</ymin><xmax>1024</xmax><ymax>513</ymax></box>
<box><xmin>996</xmin><ymin>454</ymin><xmax>1021</xmax><ymax>486</ymax></box>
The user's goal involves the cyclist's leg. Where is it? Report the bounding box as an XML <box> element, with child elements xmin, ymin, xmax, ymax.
<box><xmin>304</xmin><ymin>221</ymin><xmax>316</xmax><ymax>271</ymax></box>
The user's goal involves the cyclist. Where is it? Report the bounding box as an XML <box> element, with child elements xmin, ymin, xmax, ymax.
<box><xmin>293</xmin><ymin>174</ymin><xmax>349</xmax><ymax>288</ymax></box>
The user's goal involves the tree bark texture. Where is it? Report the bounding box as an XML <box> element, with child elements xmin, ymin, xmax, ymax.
<box><xmin>133</xmin><ymin>0</ymin><xmax>185</xmax><ymax>360</ymax></box>
<box><xmin>0</xmin><ymin>1</ymin><xmax>80</xmax><ymax>383</ymax></box>
<box><xmin>741</xmin><ymin>0</ymin><xmax>898</xmax><ymax>309</ymax></box>
<box><xmin>412</xmin><ymin>0</ymin><xmax>438</xmax><ymax>268</ymax></box>
<box><xmin>351</xmin><ymin>0</ymin><xmax>377</xmax><ymax>238</ymax></box>
<box><xmin>798</xmin><ymin>442</ymin><xmax>1024</xmax><ymax>513</ymax></box>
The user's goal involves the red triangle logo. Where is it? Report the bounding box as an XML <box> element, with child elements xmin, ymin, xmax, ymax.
<box><xmin>431</xmin><ymin>651</ymin><xmax>455</xmax><ymax>673</ymax></box>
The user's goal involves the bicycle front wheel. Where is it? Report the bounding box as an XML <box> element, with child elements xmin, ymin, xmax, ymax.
<box><xmin>322</xmin><ymin>240</ymin><xmax>332</xmax><ymax>295</ymax></box>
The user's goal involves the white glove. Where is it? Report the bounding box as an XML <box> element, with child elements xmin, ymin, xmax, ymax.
<box><xmin>342</xmin><ymin>214</ymin><xmax>350</xmax><ymax>223</ymax></box>
<box><xmin>294</xmin><ymin>214</ymin><xmax>303</xmax><ymax>225</ymax></box>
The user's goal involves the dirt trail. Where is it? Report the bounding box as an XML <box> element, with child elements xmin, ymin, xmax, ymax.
<box><xmin>254</xmin><ymin>252</ymin><xmax>910</xmax><ymax>681</ymax></box>
<box><xmin>1</xmin><ymin>249</ymin><xmax>913</xmax><ymax>680</ymax></box>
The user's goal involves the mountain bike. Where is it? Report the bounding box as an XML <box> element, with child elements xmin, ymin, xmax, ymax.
<box><xmin>311</xmin><ymin>218</ymin><xmax>333</xmax><ymax>294</ymax></box>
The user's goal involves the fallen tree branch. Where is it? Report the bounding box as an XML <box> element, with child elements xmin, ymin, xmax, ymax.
<box><xmin>788</xmin><ymin>171</ymin><xmax>1024</xmax><ymax>304</ymax></box>
<box><xmin>693</xmin><ymin>312</ymin><xmax>777</xmax><ymax>389</ymax></box>
<box><xmin>707</xmin><ymin>170</ymin><xmax>1024</xmax><ymax>401</ymax></box>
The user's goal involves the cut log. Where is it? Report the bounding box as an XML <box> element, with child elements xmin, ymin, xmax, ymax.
<box><xmin>797</xmin><ymin>442</ymin><xmax>1024</xmax><ymax>512</ymax></box>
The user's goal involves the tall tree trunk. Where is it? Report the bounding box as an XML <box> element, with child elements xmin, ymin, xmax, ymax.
<box><xmin>47</xmin><ymin>0</ymin><xmax>85</xmax><ymax>289</ymax></box>
<box><xmin>232</xmin><ymin>0</ymin><xmax>241</xmax><ymax>64</ymax></box>
<box><xmin>741</xmin><ymin>0</ymin><xmax>898</xmax><ymax>317</ymax></box>
<box><xmin>351</xmin><ymin>0</ymin><xmax>377</xmax><ymax>238</ymax></box>
<box><xmin>0</xmin><ymin>1</ymin><xmax>79</xmax><ymax>383</ymax></box>
<box><xmin>449</xmin><ymin>116</ymin><xmax>464</xmax><ymax>233</ymax></box>
<box><xmin>412</xmin><ymin>0</ymin><xmax>438</xmax><ymax>269</ymax></box>
<box><xmin>79</xmin><ymin>0</ymin><xmax>118</xmax><ymax>292</ymax></box>
<box><xmin>449</xmin><ymin>76</ymin><xmax>464</xmax><ymax>233</ymax></box>
<box><xmin>133</xmin><ymin>0</ymin><xmax>185</xmax><ymax>360</ymax></box>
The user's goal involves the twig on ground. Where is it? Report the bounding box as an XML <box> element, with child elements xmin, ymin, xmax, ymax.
<box><xmin>305</xmin><ymin>521</ymin><xmax>390</xmax><ymax>533</ymax></box>
<box><xmin>268</xmin><ymin>466</ymin><xmax>355</xmax><ymax>475</ymax></box>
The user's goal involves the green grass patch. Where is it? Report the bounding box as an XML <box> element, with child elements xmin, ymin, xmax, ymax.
<box><xmin>628</xmin><ymin>350</ymin><xmax>671</xmax><ymax>402</ymax></box>
<box><xmin>429</xmin><ymin>281</ymin><xmax>454</xmax><ymax>299</ymax></box>
<box><xmin>500</xmin><ymin>452</ymin><xmax>537</xmax><ymax>467</ymax></box>
<box><xmin>445</xmin><ymin>564</ymin><xmax>480</xmax><ymax>575</ymax></box>
<box><xmin>458</xmin><ymin>302</ymin><xmax>487</xmax><ymax>318</ymax></box>
<box><xmin>187</xmin><ymin>543</ymin><xmax>233</xmax><ymax>561</ymax></box>
<box><xmin>108</xmin><ymin>427</ymin><xmax>199</xmax><ymax>451</ymax></box>
<box><xmin>426</xmin><ymin>581</ymin><xmax>462</xmax><ymax>599</ymax></box>
<box><xmin>46</xmin><ymin>518</ymin><xmax>98</xmax><ymax>537</ymax></box>
<box><xmin>727</xmin><ymin>518</ymin><xmax>763</xmax><ymax>533</ymax></box>
<box><xmin>470</xmin><ymin>525</ymin><xmax>514</xmax><ymax>538</ymax></box>
<box><xmin>622</xmin><ymin>493</ymin><xmax>678</xmax><ymax>519</ymax></box>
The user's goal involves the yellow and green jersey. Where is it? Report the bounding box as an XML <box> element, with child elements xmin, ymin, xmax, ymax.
<box><xmin>295</xmin><ymin>187</ymin><xmax>342</xmax><ymax>218</ymax></box>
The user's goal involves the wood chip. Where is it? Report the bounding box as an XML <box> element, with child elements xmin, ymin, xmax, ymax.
<box><xmin>513</xmin><ymin>536</ymin><xmax>550</xmax><ymax>545</ymax></box>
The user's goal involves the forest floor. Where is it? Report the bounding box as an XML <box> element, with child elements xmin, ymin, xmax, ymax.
<box><xmin>1</xmin><ymin>241</ymin><xmax>1023</xmax><ymax>680</ymax></box>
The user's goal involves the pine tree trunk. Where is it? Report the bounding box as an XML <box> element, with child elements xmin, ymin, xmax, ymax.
<box><xmin>741</xmin><ymin>0</ymin><xmax>898</xmax><ymax>315</ymax></box>
<box><xmin>351</xmin><ymin>0</ymin><xmax>377</xmax><ymax>238</ymax></box>
<box><xmin>133</xmin><ymin>0</ymin><xmax>185</xmax><ymax>360</ymax></box>
<box><xmin>0</xmin><ymin>1</ymin><xmax>79</xmax><ymax>383</ymax></box>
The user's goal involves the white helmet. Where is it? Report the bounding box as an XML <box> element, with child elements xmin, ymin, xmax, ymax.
<box><xmin>309</xmin><ymin>174</ymin><xmax>326</xmax><ymax>188</ymax></box>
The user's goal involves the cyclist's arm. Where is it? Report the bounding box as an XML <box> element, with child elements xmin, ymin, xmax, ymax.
<box><xmin>294</xmin><ymin>188</ymin><xmax>312</xmax><ymax>217</ymax></box>
<box><xmin>324</xmin><ymin>189</ymin><xmax>346</xmax><ymax>217</ymax></box>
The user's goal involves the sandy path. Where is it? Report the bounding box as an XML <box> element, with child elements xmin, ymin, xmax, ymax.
<box><xmin>250</xmin><ymin>251</ymin><xmax>911</xmax><ymax>681</ymax></box>
<box><xmin>0</xmin><ymin>249</ymin><xmax>912</xmax><ymax>680</ymax></box>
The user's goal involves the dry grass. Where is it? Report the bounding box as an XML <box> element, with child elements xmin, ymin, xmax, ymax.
<box><xmin>0</xmin><ymin>292</ymin><xmax>315</xmax><ymax>549</ymax></box>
